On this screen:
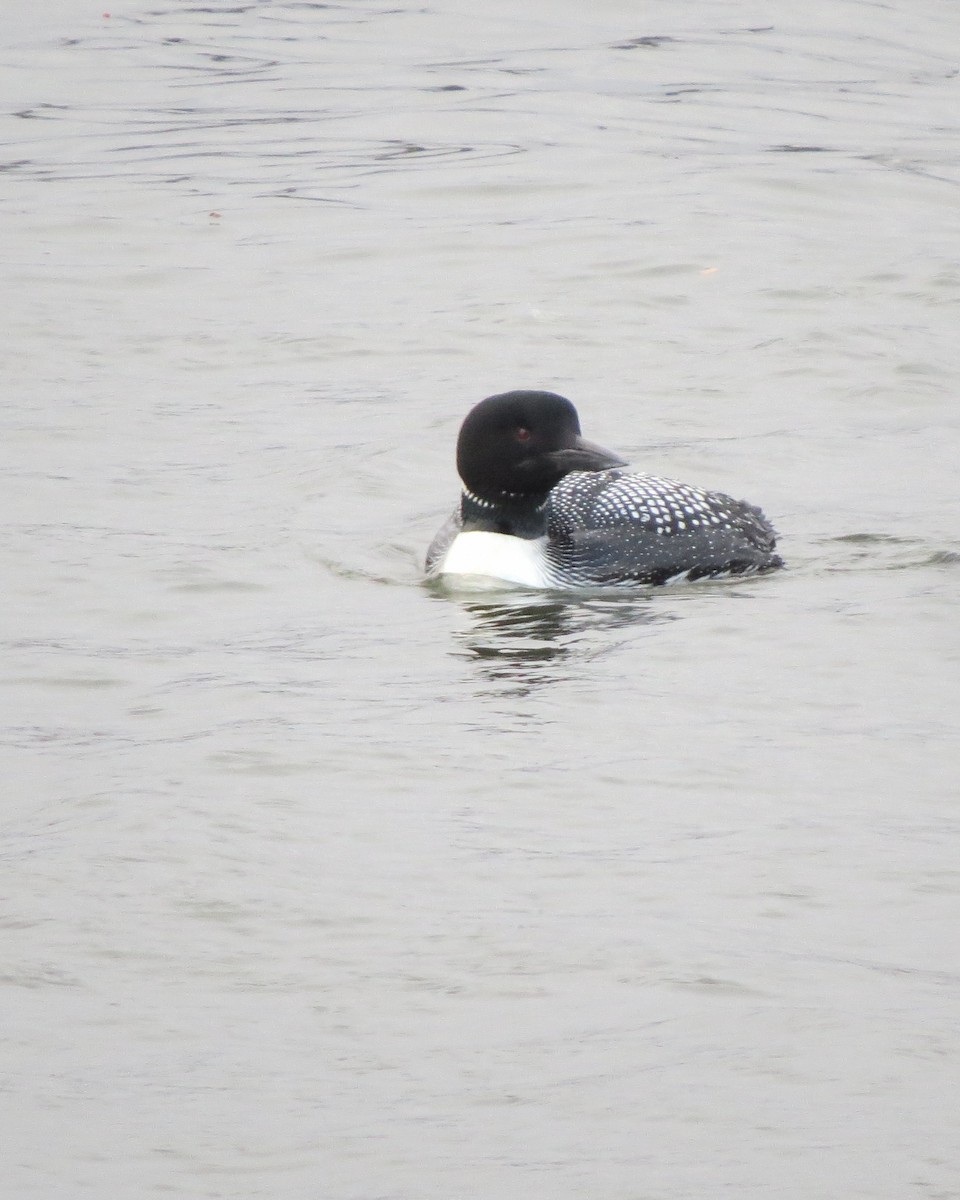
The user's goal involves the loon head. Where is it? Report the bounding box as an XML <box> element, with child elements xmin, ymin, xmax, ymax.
<box><xmin>455</xmin><ymin>390</ymin><xmax>627</xmax><ymax>503</ymax></box>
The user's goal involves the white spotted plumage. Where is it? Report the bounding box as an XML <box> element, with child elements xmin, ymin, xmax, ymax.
<box><xmin>430</xmin><ymin>468</ymin><xmax>781</xmax><ymax>589</ymax></box>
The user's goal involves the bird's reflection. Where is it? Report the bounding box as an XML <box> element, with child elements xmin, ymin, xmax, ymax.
<box><xmin>441</xmin><ymin>591</ymin><xmax>673</xmax><ymax>695</ymax></box>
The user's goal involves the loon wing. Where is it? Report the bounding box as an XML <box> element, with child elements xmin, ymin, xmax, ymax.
<box><xmin>546</xmin><ymin>471</ymin><xmax>781</xmax><ymax>585</ymax></box>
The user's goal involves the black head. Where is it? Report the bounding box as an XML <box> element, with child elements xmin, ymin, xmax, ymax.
<box><xmin>455</xmin><ymin>390</ymin><xmax>626</xmax><ymax>501</ymax></box>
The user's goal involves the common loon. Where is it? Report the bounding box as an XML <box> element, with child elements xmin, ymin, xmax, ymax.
<box><xmin>426</xmin><ymin>390</ymin><xmax>783</xmax><ymax>589</ymax></box>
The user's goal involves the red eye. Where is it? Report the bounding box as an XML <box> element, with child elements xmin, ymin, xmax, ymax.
<box><xmin>516</xmin><ymin>426</ymin><xmax>531</xmax><ymax>441</ymax></box>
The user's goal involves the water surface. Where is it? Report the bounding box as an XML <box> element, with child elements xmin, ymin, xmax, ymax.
<box><xmin>2</xmin><ymin>2</ymin><xmax>959</xmax><ymax>1197</ymax></box>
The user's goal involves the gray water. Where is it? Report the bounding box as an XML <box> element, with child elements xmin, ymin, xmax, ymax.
<box><xmin>2</xmin><ymin>1</ymin><xmax>959</xmax><ymax>1196</ymax></box>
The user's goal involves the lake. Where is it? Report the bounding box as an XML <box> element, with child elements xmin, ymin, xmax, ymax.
<box><xmin>2</xmin><ymin>1</ymin><xmax>958</xmax><ymax>1196</ymax></box>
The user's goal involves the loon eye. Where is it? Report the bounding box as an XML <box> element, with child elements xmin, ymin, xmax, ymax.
<box><xmin>516</xmin><ymin>426</ymin><xmax>532</xmax><ymax>441</ymax></box>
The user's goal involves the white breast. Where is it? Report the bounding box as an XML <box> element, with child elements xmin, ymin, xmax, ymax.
<box><xmin>437</xmin><ymin>531</ymin><xmax>550</xmax><ymax>588</ymax></box>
